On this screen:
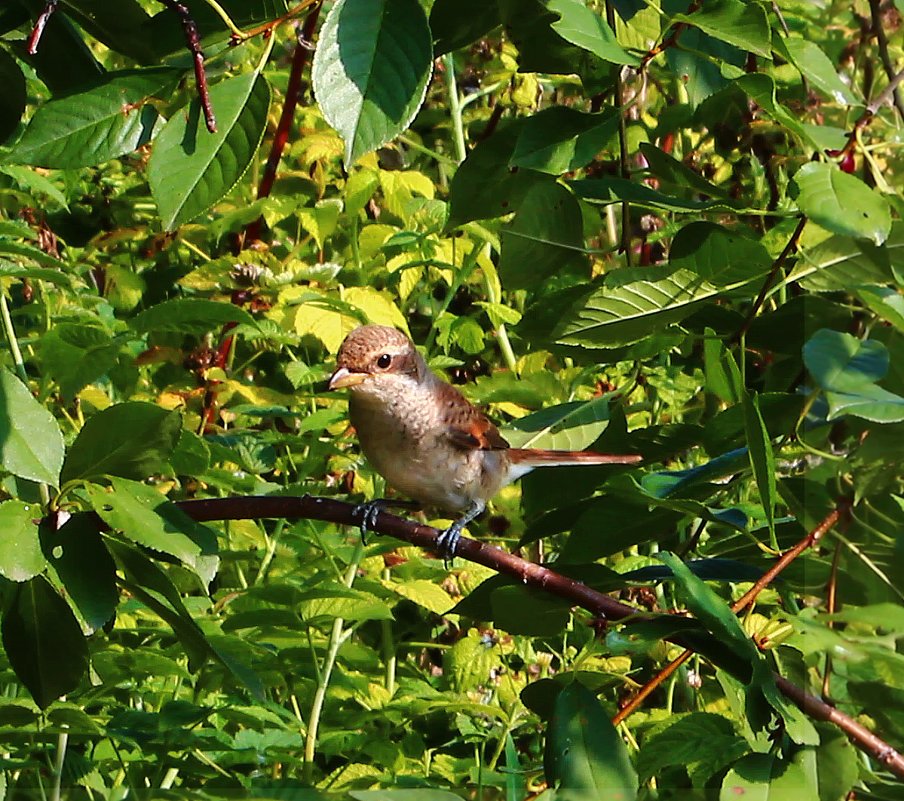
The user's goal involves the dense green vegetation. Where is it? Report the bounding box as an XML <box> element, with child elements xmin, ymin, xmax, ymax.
<box><xmin>0</xmin><ymin>0</ymin><xmax>902</xmax><ymax>798</ymax></box>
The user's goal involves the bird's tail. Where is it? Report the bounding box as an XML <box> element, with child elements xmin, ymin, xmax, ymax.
<box><xmin>508</xmin><ymin>449</ymin><xmax>642</xmax><ymax>467</ymax></box>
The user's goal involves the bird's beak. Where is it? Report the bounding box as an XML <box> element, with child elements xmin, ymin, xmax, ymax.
<box><xmin>328</xmin><ymin>366</ymin><xmax>367</xmax><ymax>390</ymax></box>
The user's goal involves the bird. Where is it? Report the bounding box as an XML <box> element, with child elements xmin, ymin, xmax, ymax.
<box><xmin>328</xmin><ymin>325</ymin><xmax>642</xmax><ymax>557</ymax></box>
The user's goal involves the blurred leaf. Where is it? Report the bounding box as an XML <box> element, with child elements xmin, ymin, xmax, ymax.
<box><xmin>510</xmin><ymin>107</ymin><xmax>618</xmax><ymax>174</ymax></box>
<box><xmin>0</xmin><ymin>368</ymin><xmax>64</xmax><ymax>486</ymax></box>
<box><xmin>0</xmin><ymin>45</ymin><xmax>26</xmax><ymax>145</ymax></box>
<box><xmin>742</xmin><ymin>392</ymin><xmax>776</xmax><ymax>541</ymax></box>
<box><xmin>547</xmin><ymin>0</ymin><xmax>639</xmax><ymax>65</ymax></box>
<box><xmin>38</xmin><ymin>323</ymin><xmax>121</xmax><ymax>401</ymax></box>
<box><xmin>1</xmin><ymin>576</ymin><xmax>89</xmax><ymax>708</ymax></box>
<box><xmin>545</xmin><ymin>681</ymin><xmax>638</xmax><ymax>798</ymax></box>
<box><xmin>674</xmin><ymin>0</ymin><xmax>770</xmax><ymax>57</ymax></box>
<box><xmin>794</xmin><ymin>163</ymin><xmax>891</xmax><ymax>246</ymax></box>
<box><xmin>431</xmin><ymin>0</ymin><xmax>500</xmax><ymax>55</ymax></box>
<box><xmin>720</xmin><ymin>753</ymin><xmax>818</xmax><ymax>801</ymax></box>
<box><xmin>312</xmin><ymin>0</ymin><xmax>432</xmax><ymax>165</ymax></box>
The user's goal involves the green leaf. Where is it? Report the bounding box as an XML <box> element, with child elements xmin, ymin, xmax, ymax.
<box><xmin>824</xmin><ymin>384</ymin><xmax>904</xmax><ymax>423</ymax></box>
<box><xmin>61</xmin><ymin>402</ymin><xmax>182</xmax><ymax>484</ymax></box>
<box><xmin>311</xmin><ymin>0</ymin><xmax>433</xmax><ymax>165</ymax></box>
<box><xmin>0</xmin><ymin>45</ymin><xmax>26</xmax><ymax>146</ymax></box>
<box><xmin>793</xmin><ymin>230</ymin><xmax>900</xmax><ymax>292</ymax></box>
<box><xmin>639</xmin><ymin>143</ymin><xmax>731</xmax><ymax>199</ymax></box>
<box><xmin>669</xmin><ymin>222</ymin><xmax>772</xmax><ymax>285</ymax></box>
<box><xmin>86</xmin><ymin>477</ymin><xmax>218</xmax><ymax>583</ymax></box>
<box><xmin>510</xmin><ymin>107</ymin><xmax>619</xmax><ymax>174</ymax></box>
<box><xmin>37</xmin><ymin>323</ymin><xmax>121</xmax><ymax>401</ymax></box>
<box><xmin>8</xmin><ymin>68</ymin><xmax>176</xmax><ymax>168</ymax></box>
<box><xmin>720</xmin><ymin>753</ymin><xmax>819</xmax><ymax>801</ymax></box>
<box><xmin>855</xmin><ymin>285</ymin><xmax>904</xmax><ymax>331</ymax></box>
<box><xmin>0</xmin><ymin>501</ymin><xmax>46</xmax><ymax>582</ymax></box>
<box><xmin>1</xmin><ymin>576</ymin><xmax>89</xmax><ymax>709</ymax></box>
<box><xmin>40</xmin><ymin>513</ymin><xmax>117</xmax><ymax>631</ymax></box>
<box><xmin>129</xmin><ymin>298</ymin><xmax>257</xmax><ymax>335</ymax></box>
<box><xmin>781</xmin><ymin>39</ymin><xmax>859</xmax><ymax>107</ymax></box>
<box><xmin>803</xmin><ymin>329</ymin><xmax>888</xmax><ymax>393</ymax></box>
<box><xmin>547</xmin><ymin>0</ymin><xmax>639</xmax><ymax>66</ymax></box>
<box><xmin>0</xmin><ymin>369</ymin><xmax>64</xmax><ymax>486</ymax></box>
<box><xmin>674</xmin><ymin>0</ymin><xmax>771</xmax><ymax>58</ymax></box>
<box><xmin>448</xmin><ymin>119</ymin><xmax>551</xmax><ymax>225</ymax></box>
<box><xmin>502</xmin><ymin>396</ymin><xmax>610</xmax><ymax>450</ymax></box>
<box><xmin>637</xmin><ymin>713</ymin><xmax>749</xmax><ymax>787</ymax></box>
<box><xmin>570</xmin><ymin>175</ymin><xmax>739</xmax><ymax>213</ymax></box>
<box><xmin>430</xmin><ymin>0</ymin><xmax>500</xmax><ymax>55</ymax></box>
<box><xmin>148</xmin><ymin>70</ymin><xmax>271</xmax><ymax>229</ymax></box>
<box><xmin>499</xmin><ymin>182</ymin><xmax>586</xmax><ymax>290</ymax></box>
<box><xmin>704</xmin><ymin>328</ymin><xmax>742</xmax><ymax>404</ymax></box>
<box><xmin>793</xmin><ymin>163</ymin><xmax>892</xmax><ymax>246</ymax></box>
<box><xmin>545</xmin><ymin>681</ymin><xmax>638</xmax><ymax>799</ymax></box>
<box><xmin>742</xmin><ymin>392</ymin><xmax>776</xmax><ymax>542</ymax></box>
<box><xmin>553</xmin><ymin>265</ymin><xmax>748</xmax><ymax>348</ymax></box>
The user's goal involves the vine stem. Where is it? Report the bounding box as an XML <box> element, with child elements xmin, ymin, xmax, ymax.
<box><xmin>302</xmin><ymin>539</ymin><xmax>365</xmax><ymax>781</ymax></box>
<box><xmin>443</xmin><ymin>53</ymin><xmax>467</xmax><ymax>164</ymax></box>
<box><xmin>605</xmin><ymin>1</ymin><xmax>632</xmax><ymax>265</ymax></box>
<box><xmin>172</xmin><ymin>495</ymin><xmax>904</xmax><ymax>779</ymax></box>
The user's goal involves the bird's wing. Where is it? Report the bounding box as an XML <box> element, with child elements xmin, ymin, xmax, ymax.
<box><xmin>436</xmin><ymin>381</ymin><xmax>510</xmax><ymax>451</ymax></box>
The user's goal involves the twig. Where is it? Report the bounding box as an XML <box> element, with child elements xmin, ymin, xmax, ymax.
<box><xmin>231</xmin><ymin>0</ymin><xmax>319</xmax><ymax>43</ymax></box>
<box><xmin>169</xmin><ymin>494</ymin><xmax>904</xmax><ymax>778</ymax></box>
<box><xmin>612</xmin><ymin>505</ymin><xmax>843</xmax><ymax>726</ymax></box>
<box><xmin>639</xmin><ymin>0</ymin><xmax>701</xmax><ymax>70</ymax></box>
<box><xmin>732</xmin><ymin>216</ymin><xmax>807</xmax><ymax>344</ymax></box>
<box><xmin>157</xmin><ymin>0</ymin><xmax>217</xmax><ymax>132</ymax></box>
<box><xmin>868</xmin><ymin>0</ymin><xmax>904</xmax><ymax>120</ymax></box>
<box><xmin>26</xmin><ymin>0</ymin><xmax>59</xmax><ymax>55</ymax></box>
<box><xmin>606</xmin><ymin>1</ymin><xmax>632</xmax><ymax>265</ymax></box>
<box><xmin>244</xmin><ymin>5</ymin><xmax>322</xmax><ymax>244</ymax></box>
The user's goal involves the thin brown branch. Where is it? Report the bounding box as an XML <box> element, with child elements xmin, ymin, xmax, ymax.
<box><xmin>613</xmin><ymin>505</ymin><xmax>843</xmax><ymax>727</ymax></box>
<box><xmin>821</xmin><ymin>541</ymin><xmax>842</xmax><ymax>702</ymax></box>
<box><xmin>158</xmin><ymin>0</ymin><xmax>217</xmax><ymax>133</ymax></box>
<box><xmin>244</xmin><ymin>5</ymin><xmax>322</xmax><ymax>245</ymax></box>
<box><xmin>231</xmin><ymin>0</ymin><xmax>319</xmax><ymax>43</ymax></box>
<box><xmin>868</xmin><ymin>0</ymin><xmax>904</xmax><ymax>120</ymax></box>
<box><xmin>605</xmin><ymin>0</ymin><xmax>632</xmax><ymax>265</ymax></box>
<box><xmin>732</xmin><ymin>215</ymin><xmax>807</xmax><ymax>344</ymax></box>
<box><xmin>170</xmin><ymin>495</ymin><xmax>904</xmax><ymax>778</ymax></box>
<box><xmin>26</xmin><ymin>0</ymin><xmax>59</xmax><ymax>55</ymax></box>
<box><xmin>639</xmin><ymin>1</ymin><xmax>701</xmax><ymax>69</ymax></box>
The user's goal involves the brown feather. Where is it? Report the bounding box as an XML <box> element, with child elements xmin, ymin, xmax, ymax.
<box><xmin>434</xmin><ymin>381</ymin><xmax>510</xmax><ymax>451</ymax></box>
<box><xmin>508</xmin><ymin>449</ymin><xmax>642</xmax><ymax>465</ymax></box>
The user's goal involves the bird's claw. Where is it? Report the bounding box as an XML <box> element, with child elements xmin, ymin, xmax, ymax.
<box><xmin>435</xmin><ymin>521</ymin><xmax>464</xmax><ymax>565</ymax></box>
<box><xmin>352</xmin><ymin>501</ymin><xmax>383</xmax><ymax>544</ymax></box>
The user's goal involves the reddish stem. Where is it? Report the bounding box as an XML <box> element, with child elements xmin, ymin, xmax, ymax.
<box><xmin>26</xmin><ymin>0</ymin><xmax>59</xmax><ymax>55</ymax></box>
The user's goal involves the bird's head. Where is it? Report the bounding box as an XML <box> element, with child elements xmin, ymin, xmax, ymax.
<box><xmin>328</xmin><ymin>325</ymin><xmax>425</xmax><ymax>397</ymax></box>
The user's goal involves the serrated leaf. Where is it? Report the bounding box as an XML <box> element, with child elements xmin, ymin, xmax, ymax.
<box><xmin>1</xmin><ymin>576</ymin><xmax>89</xmax><ymax>709</ymax></box>
<box><xmin>148</xmin><ymin>71</ymin><xmax>271</xmax><ymax>229</ymax></box>
<box><xmin>129</xmin><ymin>298</ymin><xmax>257</xmax><ymax>335</ymax></box>
<box><xmin>547</xmin><ymin>0</ymin><xmax>639</xmax><ymax>66</ymax></box>
<box><xmin>61</xmin><ymin>402</ymin><xmax>182</xmax><ymax>484</ymax></box>
<box><xmin>0</xmin><ymin>369</ymin><xmax>64</xmax><ymax>486</ymax></box>
<box><xmin>312</xmin><ymin>0</ymin><xmax>433</xmax><ymax>165</ymax></box>
<box><xmin>8</xmin><ymin>68</ymin><xmax>176</xmax><ymax>168</ymax></box>
<box><xmin>87</xmin><ymin>477</ymin><xmax>218</xmax><ymax>583</ymax></box>
<box><xmin>794</xmin><ymin>163</ymin><xmax>891</xmax><ymax>246</ymax></box>
<box><xmin>0</xmin><ymin>501</ymin><xmax>46</xmax><ymax>582</ymax></box>
<box><xmin>675</xmin><ymin>0</ymin><xmax>771</xmax><ymax>58</ymax></box>
<box><xmin>545</xmin><ymin>681</ymin><xmax>638</xmax><ymax>798</ymax></box>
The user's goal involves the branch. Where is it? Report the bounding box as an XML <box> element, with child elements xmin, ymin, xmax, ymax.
<box><xmin>868</xmin><ymin>0</ymin><xmax>904</xmax><ymax>121</ymax></box>
<box><xmin>732</xmin><ymin>215</ymin><xmax>807</xmax><ymax>344</ymax></box>
<box><xmin>26</xmin><ymin>0</ymin><xmax>59</xmax><ymax>55</ymax></box>
<box><xmin>157</xmin><ymin>0</ymin><xmax>217</xmax><ymax>132</ymax></box>
<box><xmin>244</xmin><ymin>5</ymin><xmax>322</xmax><ymax>245</ymax></box>
<box><xmin>172</xmin><ymin>494</ymin><xmax>904</xmax><ymax>778</ymax></box>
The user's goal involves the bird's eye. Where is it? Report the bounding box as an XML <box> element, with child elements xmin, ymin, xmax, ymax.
<box><xmin>376</xmin><ymin>354</ymin><xmax>392</xmax><ymax>369</ymax></box>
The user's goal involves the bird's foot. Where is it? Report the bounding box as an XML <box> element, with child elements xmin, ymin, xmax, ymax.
<box><xmin>352</xmin><ymin>500</ymin><xmax>385</xmax><ymax>544</ymax></box>
<box><xmin>352</xmin><ymin>499</ymin><xmax>421</xmax><ymax>544</ymax></box>
<box><xmin>435</xmin><ymin>521</ymin><xmax>465</xmax><ymax>564</ymax></box>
